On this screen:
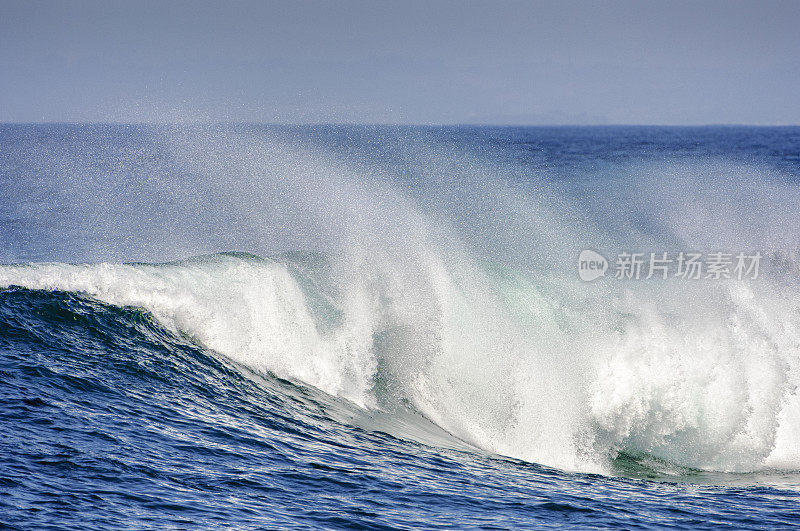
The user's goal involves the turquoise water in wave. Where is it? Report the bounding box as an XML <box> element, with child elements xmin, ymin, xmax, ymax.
<box><xmin>2</xmin><ymin>125</ymin><xmax>800</xmax><ymax>529</ymax></box>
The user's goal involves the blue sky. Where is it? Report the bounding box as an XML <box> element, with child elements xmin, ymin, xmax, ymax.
<box><xmin>1</xmin><ymin>0</ymin><xmax>798</xmax><ymax>124</ymax></box>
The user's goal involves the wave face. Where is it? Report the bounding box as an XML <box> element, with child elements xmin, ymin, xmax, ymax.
<box><xmin>2</xmin><ymin>124</ymin><xmax>800</xmax><ymax>528</ymax></box>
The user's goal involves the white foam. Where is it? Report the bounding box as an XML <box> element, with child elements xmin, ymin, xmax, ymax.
<box><xmin>2</xmin><ymin>249</ymin><xmax>799</xmax><ymax>474</ymax></box>
<box><xmin>0</xmin><ymin>257</ymin><xmax>377</xmax><ymax>406</ymax></box>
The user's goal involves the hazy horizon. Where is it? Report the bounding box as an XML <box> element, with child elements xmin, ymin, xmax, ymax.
<box><xmin>3</xmin><ymin>122</ymin><xmax>800</xmax><ymax>127</ymax></box>
<box><xmin>2</xmin><ymin>0</ymin><xmax>799</xmax><ymax>125</ymax></box>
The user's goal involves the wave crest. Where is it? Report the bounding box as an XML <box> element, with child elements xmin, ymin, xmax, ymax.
<box><xmin>3</xmin><ymin>248</ymin><xmax>799</xmax><ymax>476</ymax></box>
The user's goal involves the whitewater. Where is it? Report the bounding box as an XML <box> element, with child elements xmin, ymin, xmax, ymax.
<box><xmin>2</xmin><ymin>124</ymin><xmax>800</xmax><ymax>528</ymax></box>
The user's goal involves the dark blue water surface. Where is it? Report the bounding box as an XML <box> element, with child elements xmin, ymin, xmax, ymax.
<box><xmin>2</xmin><ymin>125</ymin><xmax>800</xmax><ymax>529</ymax></box>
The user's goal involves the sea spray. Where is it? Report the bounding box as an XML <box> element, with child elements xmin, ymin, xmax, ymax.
<box><xmin>2</xmin><ymin>125</ymin><xmax>799</xmax><ymax>476</ymax></box>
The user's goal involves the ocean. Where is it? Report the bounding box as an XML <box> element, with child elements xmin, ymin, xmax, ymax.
<box><xmin>2</xmin><ymin>124</ymin><xmax>800</xmax><ymax>529</ymax></box>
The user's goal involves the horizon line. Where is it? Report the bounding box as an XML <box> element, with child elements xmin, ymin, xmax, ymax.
<box><xmin>1</xmin><ymin>121</ymin><xmax>799</xmax><ymax>128</ymax></box>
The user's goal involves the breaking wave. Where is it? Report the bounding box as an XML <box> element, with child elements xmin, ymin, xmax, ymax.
<box><xmin>3</xmin><ymin>125</ymin><xmax>800</xmax><ymax>478</ymax></box>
